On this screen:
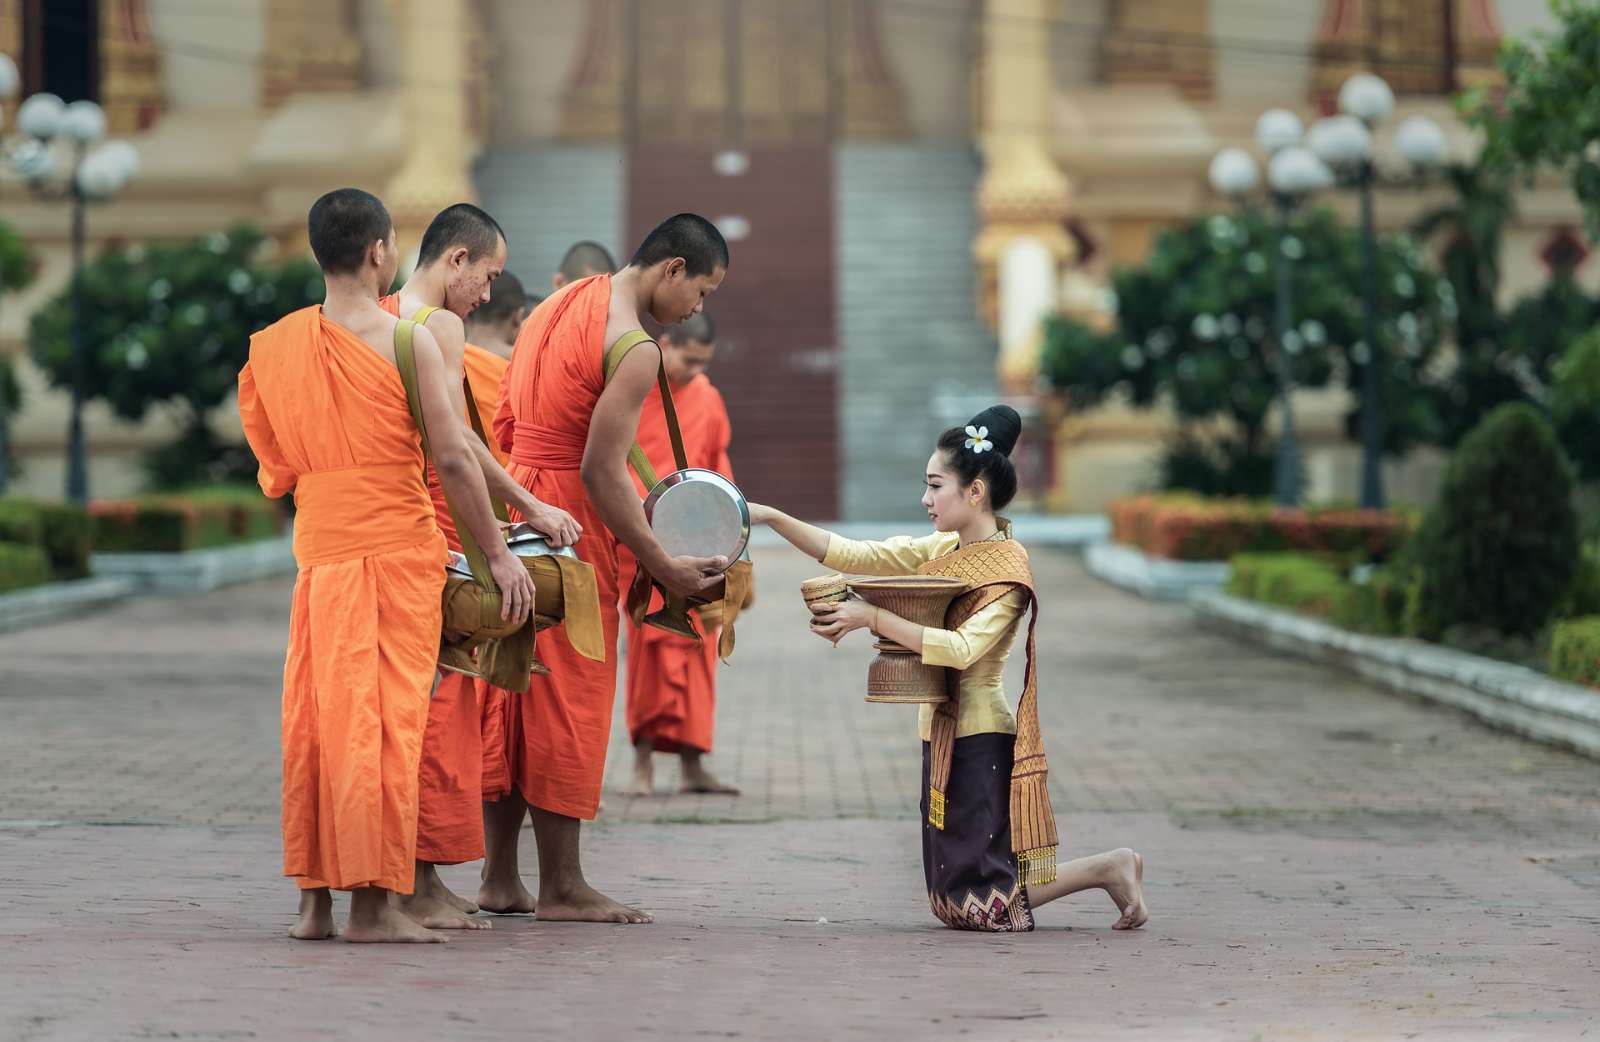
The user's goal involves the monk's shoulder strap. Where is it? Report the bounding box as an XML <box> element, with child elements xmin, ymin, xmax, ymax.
<box><xmin>601</xmin><ymin>329</ymin><xmax>687</xmax><ymax>488</ymax></box>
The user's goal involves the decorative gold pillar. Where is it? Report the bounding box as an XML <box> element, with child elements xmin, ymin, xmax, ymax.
<box><xmin>0</xmin><ymin>0</ymin><xmax>18</xmax><ymax>129</ymax></box>
<box><xmin>99</xmin><ymin>0</ymin><xmax>165</xmax><ymax>132</ymax></box>
<box><xmin>1312</xmin><ymin>0</ymin><xmax>1501</xmax><ymax>101</ymax></box>
<box><xmin>974</xmin><ymin>0</ymin><xmax>1073</xmax><ymax>392</ymax></box>
<box><xmin>261</xmin><ymin>0</ymin><xmax>364</xmax><ymax>109</ymax></box>
<box><xmin>384</xmin><ymin>0</ymin><xmax>480</xmax><ymax>254</ymax></box>
<box><xmin>1103</xmin><ymin>0</ymin><xmax>1213</xmax><ymax>100</ymax></box>
<box><xmin>834</xmin><ymin>0</ymin><xmax>909</xmax><ymax>140</ymax></box>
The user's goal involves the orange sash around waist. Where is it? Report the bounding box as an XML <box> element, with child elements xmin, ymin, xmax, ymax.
<box><xmin>293</xmin><ymin>463</ymin><xmax>437</xmax><ymax>568</ymax></box>
<box><xmin>509</xmin><ymin>420</ymin><xmax>586</xmax><ymax>471</ymax></box>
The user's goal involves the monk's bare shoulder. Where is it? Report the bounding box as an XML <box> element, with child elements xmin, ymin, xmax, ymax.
<box><xmin>423</xmin><ymin>309</ymin><xmax>468</xmax><ymax>371</ymax></box>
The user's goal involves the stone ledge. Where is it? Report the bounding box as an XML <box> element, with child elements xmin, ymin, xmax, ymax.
<box><xmin>1192</xmin><ymin>591</ymin><xmax>1600</xmax><ymax>761</ymax></box>
<box><xmin>90</xmin><ymin>534</ymin><xmax>296</xmax><ymax>595</ymax></box>
<box><xmin>0</xmin><ymin>576</ymin><xmax>139</xmax><ymax>635</ymax></box>
<box><xmin>1084</xmin><ymin>541</ymin><xmax>1231</xmax><ymax>600</ymax></box>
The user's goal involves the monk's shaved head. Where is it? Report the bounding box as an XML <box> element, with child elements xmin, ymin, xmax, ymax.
<box><xmin>417</xmin><ymin>203</ymin><xmax>506</xmax><ymax>268</ymax></box>
<box><xmin>662</xmin><ymin>312</ymin><xmax>715</xmax><ymax>346</ymax></box>
<box><xmin>467</xmin><ymin>270</ymin><xmax>528</xmax><ymax>330</ymax></box>
<box><xmin>558</xmin><ymin>241</ymin><xmax>616</xmax><ymax>281</ymax></box>
<box><xmin>308</xmin><ymin>188</ymin><xmax>391</xmax><ymax>275</ymax></box>
<box><xmin>630</xmin><ymin>214</ymin><xmax>729</xmax><ymax>278</ymax></box>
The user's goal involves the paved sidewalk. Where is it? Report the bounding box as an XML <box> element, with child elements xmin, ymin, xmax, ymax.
<box><xmin>1</xmin><ymin>546</ymin><xmax>1597</xmax><ymax>1040</ymax></box>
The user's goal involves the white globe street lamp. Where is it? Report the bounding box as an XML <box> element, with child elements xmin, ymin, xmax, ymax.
<box><xmin>16</xmin><ymin>92</ymin><xmax>66</xmax><ymax>139</ymax></box>
<box><xmin>1</xmin><ymin>87</ymin><xmax>139</xmax><ymax>501</ymax></box>
<box><xmin>1307</xmin><ymin>115</ymin><xmax>1374</xmax><ymax>170</ymax></box>
<box><xmin>1268</xmin><ymin>146</ymin><xmax>1335</xmax><ymax>196</ymax></box>
<box><xmin>1208</xmin><ymin>147</ymin><xmax>1259</xmax><ymax>198</ymax></box>
<box><xmin>1255</xmin><ymin>109</ymin><xmax>1304</xmax><ymax>155</ymax></box>
<box><xmin>1395</xmin><ymin>115</ymin><xmax>1449</xmax><ymax>168</ymax></box>
<box><xmin>1339</xmin><ymin>73</ymin><xmax>1397</xmax><ymax>126</ymax></box>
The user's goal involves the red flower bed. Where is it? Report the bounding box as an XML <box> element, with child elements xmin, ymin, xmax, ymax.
<box><xmin>1108</xmin><ymin>494</ymin><xmax>1413</xmax><ymax>562</ymax></box>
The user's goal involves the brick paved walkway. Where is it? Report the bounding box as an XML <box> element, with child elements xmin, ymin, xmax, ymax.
<box><xmin>2</xmin><ymin>547</ymin><xmax>1597</xmax><ymax>1040</ymax></box>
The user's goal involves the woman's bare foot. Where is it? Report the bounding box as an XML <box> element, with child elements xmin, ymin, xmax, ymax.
<box><xmin>344</xmin><ymin>889</ymin><xmax>447</xmax><ymax>943</ymax></box>
<box><xmin>537</xmin><ymin>881</ymin><xmax>652</xmax><ymax>924</ymax></box>
<box><xmin>476</xmin><ymin>874</ymin><xmax>537</xmax><ymax>915</ymax></box>
<box><xmin>1106</xmin><ymin>849</ymin><xmax>1148</xmax><ymax>930</ymax></box>
<box><xmin>395</xmin><ymin>890</ymin><xmax>492</xmax><ymax>930</ymax></box>
<box><xmin>289</xmin><ymin>888</ymin><xmax>335</xmax><ymax>940</ymax></box>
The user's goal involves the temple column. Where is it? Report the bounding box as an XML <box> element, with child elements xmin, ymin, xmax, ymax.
<box><xmin>973</xmin><ymin>0</ymin><xmax>1072</xmax><ymax>394</ymax></box>
<box><xmin>383</xmin><ymin>0</ymin><xmax>480</xmax><ymax>261</ymax></box>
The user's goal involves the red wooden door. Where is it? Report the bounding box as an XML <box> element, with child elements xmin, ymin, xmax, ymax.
<box><xmin>627</xmin><ymin>143</ymin><xmax>838</xmax><ymax>519</ymax></box>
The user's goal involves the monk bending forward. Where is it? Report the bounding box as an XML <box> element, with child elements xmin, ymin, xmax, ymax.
<box><xmin>239</xmin><ymin>188</ymin><xmax>532</xmax><ymax>942</ymax></box>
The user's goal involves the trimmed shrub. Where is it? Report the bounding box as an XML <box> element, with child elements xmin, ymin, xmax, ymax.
<box><xmin>88</xmin><ymin>488</ymin><xmax>285</xmax><ymax>554</ymax></box>
<box><xmin>1410</xmin><ymin>404</ymin><xmax>1580</xmax><ymax>639</ymax></box>
<box><xmin>0</xmin><ymin>499</ymin><xmax>92</xmax><ymax>581</ymax></box>
<box><xmin>1561</xmin><ymin>543</ymin><xmax>1600</xmax><ymax>619</ymax></box>
<box><xmin>0</xmin><ymin>542</ymin><xmax>50</xmax><ymax>593</ymax></box>
<box><xmin>1549</xmin><ymin>617</ymin><xmax>1600</xmax><ymax>689</ymax></box>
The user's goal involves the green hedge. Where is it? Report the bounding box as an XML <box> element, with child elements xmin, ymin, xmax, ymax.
<box><xmin>0</xmin><ymin>498</ymin><xmax>93</xmax><ymax>582</ymax></box>
<box><xmin>0</xmin><ymin>542</ymin><xmax>51</xmax><ymax>593</ymax></box>
<box><xmin>89</xmin><ymin>487</ymin><xmax>284</xmax><ymax>553</ymax></box>
<box><xmin>1550</xmin><ymin>617</ymin><xmax>1600</xmax><ymax>689</ymax></box>
<box><xmin>1228</xmin><ymin>552</ymin><xmax>1408</xmax><ymax>636</ymax></box>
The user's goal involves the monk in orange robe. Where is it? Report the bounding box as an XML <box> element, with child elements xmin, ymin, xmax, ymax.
<box><xmin>462</xmin><ymin>271</ymin><xmax>531</xmax><ymax>808</ymax></box>
<box><xmin>238</xmin><ymin>188</ymin><xmax>533</xmax><ymax>943</ymax></box>
<box><xmin>618</xmin><ymin>313</ymin><xmax>744</xmax><ymax>798</ymax></box>
<box><xmin>551</xmin><ymin>240</ymin><xmax>615</xmax><ymax>293</ymax></box>
<box><xmin>480</xmin><ymin>215</ymin><xmax>730</xmax><ymax>923</ymax></box>
<box><xmin>379</xmin><ymin>206</ymin><xmax>580</xmax><ymax>931</ymax></box>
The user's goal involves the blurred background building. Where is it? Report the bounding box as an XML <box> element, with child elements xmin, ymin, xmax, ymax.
<box><xmin>0</xmin><ymin>0</ymin><xmax>1587</xmax><ymax>517</ymax></box>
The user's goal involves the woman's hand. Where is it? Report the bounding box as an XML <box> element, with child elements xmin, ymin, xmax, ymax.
<box><xmin>809</xmin><ymin>596</ymin><xmax>876</xmax><ymax>643</ymax></box>
<box><xmin>748</xmin><ymin>502</ymin><xmax>777</xmax><ymax>526</ymax></box>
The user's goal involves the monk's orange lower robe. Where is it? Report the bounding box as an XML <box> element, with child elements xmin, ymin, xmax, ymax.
<box><xmin>491</xmin><ymin>274</ymin><xmax>626</xmax><ymax>820</ymax></box>
<box><xmin>620</xmin><ymin>373</ymin><xmax>734</xmax><ymax>754</ymax></box>
<box><xmin>239</xmin><ymin>305</ymin><xmax>445</xmax><ymax>894</ymax></box>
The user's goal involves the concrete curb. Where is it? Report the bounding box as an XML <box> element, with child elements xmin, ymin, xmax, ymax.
<box><xmin>0</xmin><ymin>576</ymin><xmax>139</xmax><ymax>634</ymax></box>
<box><xmin>1192</xmin><ymin>590</ymin><xmax>1600</xmax><ymax>760</ymax></box>
<box><xmin>1084</xmin><ymin>541</ymin><xmax>1231</xmax><ymax>600</ymax></box>
<box><xmin>90</xmin><ymin>534</ymin><xmax>296</xmax><ymax>594</ymax></box>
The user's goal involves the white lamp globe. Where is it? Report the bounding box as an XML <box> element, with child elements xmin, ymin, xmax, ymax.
<box><xmin>1339</xmin><ymin>73</ymin><xmax>1396</xmax><ymax>125</ymax></box>
<box><xmin>1395</xmin><ymin>115</ymin><xmax>1448</xmax><ymax>168</ymax></box>
<box><xmin>11</xmin><ymin>138</ymin><xmax>55</xmax><ymax>181</ymax></box>
<box><xmin>61</xmin><ymin>99</ymin><xmax>106</xmax><ymax>144</ymax></box>
<box><xmin>0</xmin><ymin>54</ymin><xmax>19</xmax><ymax>100</ymax></box>
<box><xmin>1307</xmin><ymin>115</ymin><xmax>1373</xmax><ymax>168</ymax></box>
<box><xmin>1208</xmin><ymin>147</ymin><xmax>1260</xmax><ymax>197</ymax></box>
<box><xmin>95</xmin><ymin>140</ymin><xmax>140</xmax><ymax>183</ymax></box>
<box><xmin>16</xmin><ymin>92</ymin><xmax>66</xmax><ymax>139</ymax></box>
<box><xmin>1256</xmin><ymin>109</ymin><xmax>1304</xmax><ymax>154</ymax></box>
<box><xmin>1269</xmin><ymin>146</ymin><xmax>1334</xmax><ymax>196</ymax></box>
<box><xmin>76</xmin><ymin>150</ymin><xmax>124</xmax><ymax>198</ymax></box>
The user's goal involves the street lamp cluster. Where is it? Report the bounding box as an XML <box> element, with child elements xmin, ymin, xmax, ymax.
<box><xmin>0</xmin><ymin>53</ymin><xmax>140</xmax><ymax>501</ymax></box>
<box><xmin>1209</xmin><ymin>73</ymin><xmax>1448</xmax><ymax>508</ymax></box>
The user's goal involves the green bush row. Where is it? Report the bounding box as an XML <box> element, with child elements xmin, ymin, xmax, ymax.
<box><xmin>0</xmin><ymin>498</ymin><xmax>93</xmax><ymax>582</ymax></box>
<box><xmin>1226</xmin><ymin>553</ymin><xmax>1409</xmax><ymax>636</ymax></box>
<box><xmin>1550</xmin><ymin>617</ymin><xmax>1600</xmax><ymax>690</ymax></box>
<box><xmin>0</xmin><ymin>542</ymin><xmax>50</xmax><ymax>593</ymax></box>
<box><xmin>89</xmin><ymin>486</ymin><xmax>284</xmax><ymax>554</ymax></box>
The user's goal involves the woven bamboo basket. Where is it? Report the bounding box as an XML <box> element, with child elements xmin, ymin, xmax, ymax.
<box><xmin>845</xmin><ymin>575</ymin><xmax>969</xmax><ymax>703</ymax></box>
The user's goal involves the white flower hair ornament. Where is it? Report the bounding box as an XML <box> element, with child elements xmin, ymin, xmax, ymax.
<box><xmin>964</xmin><ymin>425</ymin><xmax>993</xmax><ymax>454</ymax></box>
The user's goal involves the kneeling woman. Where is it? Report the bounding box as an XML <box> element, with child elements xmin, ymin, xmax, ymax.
<box><xmin>749</xmin><ymin>406</ymin><xmax>1147</xmax><ymax>932</ymax></box>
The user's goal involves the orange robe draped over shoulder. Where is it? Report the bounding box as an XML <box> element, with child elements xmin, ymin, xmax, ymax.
<box><xmin>491</xmin><ymin>274</ymin><xmax>622</xmax><ymax>819</ymax></box>
<box><xmin>619</xmin><ymin>374</ymin><xmax>733</xmax><ymax>754</ymax></box>
<box><xmin>377</xmin><ymin>293</ymin><xmax>509</xmax><ymax>864</ymax></box>
<box><xmin>238</xmin><ymin>305</ymin><xmax>446</xmax><ymax>893</ymax></box>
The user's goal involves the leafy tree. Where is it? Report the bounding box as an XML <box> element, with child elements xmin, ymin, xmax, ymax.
<box><xmin>28</xmin><ymin>226</ymin><xmax>322</xmax><ymax>489</ymax></box>
<box><xmin>0</xmin><ymin>220</ymin><xmax>41</xmax><ymax>482</ymax></box>
<box><xmin>1043</xmin><ymin>207</ymin><xmax>1448</xmax><ymax>493</ymax></box>
<box><xmin>1468</xmin><ymin>0</ymin><xmax>1600</xmax><ymax>240</ymax></box>
<box><xmin>1552</xmin><ymin>327</ymin><xmax>1600</xmax><ymax>482</ymax></box>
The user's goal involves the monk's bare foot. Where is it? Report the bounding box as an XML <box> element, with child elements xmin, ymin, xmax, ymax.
<box><xmin>476</xmin><ymin>875</ymin><xmax>537</xmax><ymax>915</ymax></box>
<box><xmin>290</xmin><ymin>888</ymin><xmax>335</xmax><ymax>940</ymax></box>
<box><xmin>621</xmin><ymin>744</ymin><xmax>654</xmax><ymax>797</ymax></box>
<box><xmin>344</xmin><ymin>893</ymin><xmax>447</xmax><ymax>944</ymax></box>
<box><xmin>538</xmin><ymin>881</ymin><xmax>652</xmax><ymax>924</ymax></box>
<box><xmin>395</xmin><ymin>891</ymin><xmax>492</xmax><ymax>930</ymax></box>
<box><xmin>1106</xmin><ymin>848</ymin><xmax>1148</xmax><ymax>930</ymax></box>
<box><xmin>442</xmin><ymin>886</ymin><xmax>480</xmax><ymax>915</ymax></box>
<box><xmin>414</xmin><ymin>860</ymin><xmax>480</xmax><ymax>915</ymax></box>
<box><xmin>680</xmin><ymin>752</ymin><xmax>739</xmax><ymax>795</ymax></box>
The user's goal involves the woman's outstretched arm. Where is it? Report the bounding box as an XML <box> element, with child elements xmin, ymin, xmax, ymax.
<box><xmin>749</xmin><ymin>503</ymin><xmax>833</xmax><ymax>562</ymax></box>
